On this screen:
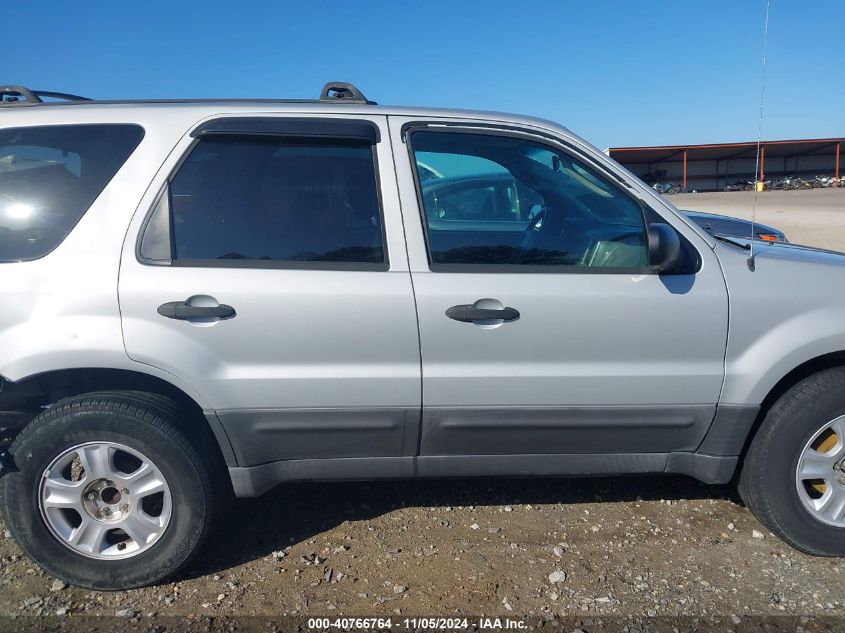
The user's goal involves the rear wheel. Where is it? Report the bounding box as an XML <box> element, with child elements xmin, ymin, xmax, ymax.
<box><xmin>0</xmin><ymin>392</ymin><xmax>220</xmax><ymax>589</ymax></box>
<box><xmin>739</xmin><ymin>368</ymin><xmax>845</xmax><ymax>556</ymax></box>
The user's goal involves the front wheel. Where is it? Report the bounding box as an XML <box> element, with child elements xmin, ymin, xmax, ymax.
<box><xmin>0</xmin><ymin>392</ymin><xmax>220</xmax><ymax>589</ymax></box>
<box><xmin>739</xmin><ymin>368</ymin><xmax>845</xmax><ymax>556</ymax></box>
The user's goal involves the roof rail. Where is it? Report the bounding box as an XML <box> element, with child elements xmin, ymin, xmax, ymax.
<box><xmin>319</xmin><ymin>81</ymin><xmax>376</xmax><ymax>105</ymax></box>
<box><xmin>0</xmin><ymin>82</ymin><xmax>373</xmax><ymax>106</ymax></box>
<box><xmin>0</xmin><ymin>85</ymin><xmax>91</xmax><ymax>106</ymax></box>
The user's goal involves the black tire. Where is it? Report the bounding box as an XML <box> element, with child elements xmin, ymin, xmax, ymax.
<box><xmin>0</xmin><ymin>391</ymin><xmax>221</xmax><ymax>589</ymax></box>
<box><xmin>739</xmin><ymin>368</ymin><xmax>845</xmax><ymax>556</ymax></box>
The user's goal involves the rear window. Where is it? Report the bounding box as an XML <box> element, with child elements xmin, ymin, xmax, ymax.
<box><xmin>0</xmin><ymin>124</ymin><xmax>144</xmax><ymax>262</ymax></box>
<box><xmin>140</xmin><ymin>134</ymin><xmax>386</xmax><ymax>269</ymax></box>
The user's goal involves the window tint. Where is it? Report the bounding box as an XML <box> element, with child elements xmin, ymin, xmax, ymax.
<box><xmin>0</xmin><ymin>124</ymin><xmax>144</xmax><ymax>262</ymax></box>
<box><xmin>151</xmin><ymin>136</ymin><xmax>385</xmax><ymax>267</ymax></box>
<box><xmin>411</xmin><ymin>131</ymin><xmax>648</xmax><ymax>270</ymax></box>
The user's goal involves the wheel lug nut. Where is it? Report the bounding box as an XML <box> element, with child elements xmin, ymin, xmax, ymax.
<box><xmin>86</xmin><ymin>492</ymin><xmax>97</xmax><ymax>501</ymax></box>
<box><xmin>121</xmin><ymin>488</ymin><xmax>129</xmax><ymax>495</ymax></box>
<box><xmin>120</xmin><ymin>504</ymin><xmax>129</xmax><ymax>513</ymax></box>
<box><xmin>99</xmin><ymin>507</ymin><xmax>111</xmax><ymax>517</ymax></box>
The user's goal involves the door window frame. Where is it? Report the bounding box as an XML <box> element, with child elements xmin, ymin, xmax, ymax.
<box><xmin>404</xmin><ymin>123</ymin><xmax>669</xmax><ymax>275</ymax></box>
<box><xmin>135</xmin><ymin>118</ymin><xmax>390</xmax><ymax>272</ymax></box>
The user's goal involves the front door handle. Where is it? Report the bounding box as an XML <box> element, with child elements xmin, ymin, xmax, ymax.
<box><xmin>157</xmin><ymin>301</ymin><xmax>236</xmax><ymax>320</ymax></box>
<box><xmin>446</xmin><ymin>304</ymin><xmax>520</xmax><ymax>323</ymax></box>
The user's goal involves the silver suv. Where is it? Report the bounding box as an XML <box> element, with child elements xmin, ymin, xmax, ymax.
<box><xmin>1</xmin><ymin>83</ymin><xmax>844</xmax><ymax>590</ymax></box>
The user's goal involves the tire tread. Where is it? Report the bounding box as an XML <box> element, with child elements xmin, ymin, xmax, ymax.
<box><xmin>739</xmin><ymin>367</ymin><xmax>845</xmax><ymax>556</ymax></box>
<box><xmin>0</xmin><ymin>390</ymin><xmax>223</xmax><ymax>589</ymax></box>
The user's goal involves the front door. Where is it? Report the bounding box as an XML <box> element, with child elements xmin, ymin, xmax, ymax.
<box><xmin>119</xmin><ymin>115</ymin><xmax>421</xmax><ymax>467</ymax></box>
<box><xmin>390</xmin><ymin>118</ymin><xmax>728</xmax><ymax>458</ymax></box>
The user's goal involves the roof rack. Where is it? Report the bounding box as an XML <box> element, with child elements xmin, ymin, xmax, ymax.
<box><xmin>0</xmin><ymin>85</ymin><xmax>91</xmax><ymax>106</ymax></box>
<box><xmin>319</xmin><ymin>81</ymin><xmax>376</xmax><ymax>105</ymax></box>
<box><xmin>0</xmin><ymin>82</ymin><xmax>375</xmax><ymax>107</ymax></box>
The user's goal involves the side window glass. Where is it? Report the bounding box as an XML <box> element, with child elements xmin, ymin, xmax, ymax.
<box><xmin>411</xmin><ymin>131</ymin><xmax>648</xmax><ymax>270</ymax></box>
<box><xmin>0</xmin><ymin>124</ymin><xmax>144</xmax><ymax>262</ymax></box>
<box><xmin>145</xmin><ymin>135</ymin><xmax>386</xmax><ymax>267</ymax></box>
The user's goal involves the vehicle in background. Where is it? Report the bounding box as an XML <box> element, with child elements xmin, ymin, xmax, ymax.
<box><xmin>772</xmin><ymin>176</ymin><xmax>799</xmax><ymax>191</ymax></box>
<box><xmin>726</xmin><ymin>175</ymin><xmax>841</xmax><ymax>192</ymax></box>
<box><xmin>682</xmin><ymin>210</ymin><xmax>787</xmax><ymax>243</ymax></box>
<box><xmin>652</xmin><ymin>181</ymin><xmax>681</xmax><ymax>195</ymax></box>
<box><xmin>814</xmin><ymin>175</ymin><xmax>841</xmax><ymax>188</ymax></box>
<box><xmin>724</xmin><ymin>180</ymin><xmax>750</xmax><ymax>192</ymax></box>
<box><xmin>725</xmin><ymin>181</ymin><xmax>770</xmax><ymax>192</ymax></box>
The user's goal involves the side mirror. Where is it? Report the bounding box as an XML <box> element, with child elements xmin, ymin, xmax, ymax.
<box><xmin>648</xmin><ymin>223</ymin><xmax>681</xmax><ymax>273</ymax></box>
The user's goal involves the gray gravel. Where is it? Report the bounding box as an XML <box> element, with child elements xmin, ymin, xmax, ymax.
<box><xmin>1</xmin><ymin>476</ymin><xmax>843</xmax><ymax>619</ymax></box>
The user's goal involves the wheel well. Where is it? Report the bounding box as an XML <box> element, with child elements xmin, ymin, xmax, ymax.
<box><xmin>0</xmin><ymin>368</ymin><xmax>235</xmax><ymax>467</ymax></box>
<box><xmin>739</xmin><ymin>351</ymin><xmax>845</xmax><ymax>461</ymax></box>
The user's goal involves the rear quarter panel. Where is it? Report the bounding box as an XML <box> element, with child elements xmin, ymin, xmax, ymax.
<box><xmin>0</xmin><ymin>107</ymin><xmax>207</xmax><ymax>405</ymax></box>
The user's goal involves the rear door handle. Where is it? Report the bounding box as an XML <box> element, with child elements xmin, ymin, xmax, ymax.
<box><xmin>157</xmin><ymin>301</ymin><xmax>236</xmax><ymax>320</ymax></box>
<box><xmin>446</xmin><ymin>304</ymin><xmax>520</xmax><ymax>323</ymax></box>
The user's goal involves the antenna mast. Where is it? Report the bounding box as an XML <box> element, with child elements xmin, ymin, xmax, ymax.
<box><xmin>748</xmin><ymin>0</ymin><xmax>772</xmax><ymax>271</ymax></box>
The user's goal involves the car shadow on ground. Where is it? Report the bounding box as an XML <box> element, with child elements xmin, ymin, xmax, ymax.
<box><xmin>179</xmin><ymin>475</ymin><xmax>741</xmax><ymax>581</ymax></box>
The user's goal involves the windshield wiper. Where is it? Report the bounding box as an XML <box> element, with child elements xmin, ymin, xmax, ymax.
<box><xmin>713</xmin><ymin>234</ymin><xmax>751</xmax><ymax>251</ymax></box>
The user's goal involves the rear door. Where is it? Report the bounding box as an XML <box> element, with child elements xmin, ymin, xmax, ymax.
<box><xmin>119</xmin><ymin>115</ymin><xmax>421</xmax><ymax>467</ymax></box>
<box><xmin>390</xmin><ymin>117</ymin><xmax>729</xmax><ymax>461</ymax></box>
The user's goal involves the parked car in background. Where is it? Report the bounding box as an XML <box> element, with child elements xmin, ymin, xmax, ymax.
<box><xmin>724</xmin><ymin>180</ymin><xmax>750</xmax><ymax>192</ymax></box>
<box><xmin>652</xmin><ymin>181</ymin><xmax>681</xmax><ymax>195</ymax></box>
<box><xmin>682</xmin><ymin>210</ymin><xmax>787</xmax><ymax>243</ymax></box>
<box><xmin>814</xmin><ymin>175</ymin><xmax>841</xmax><ymax>188</ymax></box>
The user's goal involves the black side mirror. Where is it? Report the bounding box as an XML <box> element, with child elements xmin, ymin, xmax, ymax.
<box><xmin>648</xmin><ymin>223</ymin><xmax>681</xmax><ymax>273</ymax></box>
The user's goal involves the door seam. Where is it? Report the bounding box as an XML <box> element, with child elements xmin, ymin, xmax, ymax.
<box><xmin>387</xmin><ymin>115</ymin><xmax>425</xmax><ymax>466</ymax></box>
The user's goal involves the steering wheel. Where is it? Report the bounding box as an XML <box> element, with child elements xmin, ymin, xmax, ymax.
<box><xmin>514</xmin><ymin>207</ymin><xmax>547</xmax><ymax>264</ymax></box>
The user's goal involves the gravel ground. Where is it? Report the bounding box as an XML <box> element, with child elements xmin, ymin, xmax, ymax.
<box><xmin>673</xmin><ymin>188</ymin><xmax>845</xmax><ymax>251</ymax></box>
<box><xmin>1</xmin><ymin>477</ymin><xmax>844</xmax><ymax>621</ymax></box>
<box><xmin>2</xmin><ymin>189</ymin><xmax>845</xmax><ymax>626</ymax></box>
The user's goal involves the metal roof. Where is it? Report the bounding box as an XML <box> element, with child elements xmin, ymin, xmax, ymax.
<box><xmin>609</xmin><ymin>138</ymin><xmax>844</xmax><ymax>163</ymax></box>
<box><xmin>0</xmin><ymin>99</ymin><xmax>569</xmax><ymax>142</ymax></box>
<box><xmin>0</xmin><ymin>83</ymin><xmax>567</xmax><ymax>134</ymax></box>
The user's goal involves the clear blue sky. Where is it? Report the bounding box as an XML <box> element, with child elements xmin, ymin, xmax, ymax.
<box><xmin>3</xmin><ymin>1</ymin><xmax>842</xmax><ymax>149</ymax></box>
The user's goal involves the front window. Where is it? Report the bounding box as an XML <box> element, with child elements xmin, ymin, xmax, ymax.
<box><xmin>411</xmin><ymin>130</ymin><xmax>648</xmax><ymax>270</ymax></box>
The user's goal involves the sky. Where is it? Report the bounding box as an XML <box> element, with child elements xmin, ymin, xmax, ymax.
<box><xmin>2</xmin><ymin>1</ymin><xmax>842</xmax><ymax>150</ymax></box>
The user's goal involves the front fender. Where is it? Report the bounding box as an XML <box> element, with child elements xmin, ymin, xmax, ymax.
<box><xmin>722</xmin><ymin>305</ymin><xmax>845</xmax><ymax>404</ymax></box>
<box><xmin>719</xmin><ymin>242</ymin><xmax>845</xmax><ymax>406</ymax></box>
